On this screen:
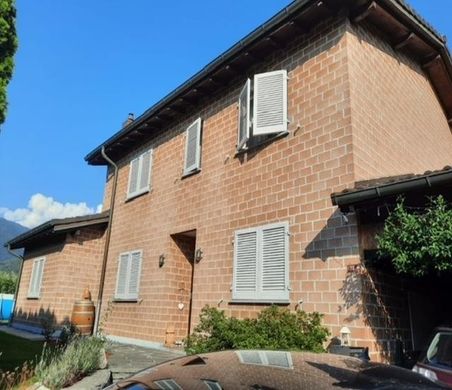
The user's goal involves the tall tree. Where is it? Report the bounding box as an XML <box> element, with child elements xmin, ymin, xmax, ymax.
<box><xmin>0</xmin><ymin>0</ymin><xmax>17</xmax><ymax>125</ymax></box>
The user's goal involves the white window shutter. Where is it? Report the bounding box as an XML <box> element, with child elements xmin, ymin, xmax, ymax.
<box><xmin>237</xmin><ymin>79</ymin><xmax>251</xmax><ymax>150</ymax></box>
<box><xmin>28</xmin><ymin>260</ymin><xmax>38</xmax><ymax>297</ymax></box>
<box><xmin>253</xmin><ymin>70</ymin><xmax>288</xmax><ymax>135</ymax></box>
<box><xmin>127</xmin><ymin>251</ymin><xmax>142</xmax><ymax>299</ymax></box>
<box><xmin>184</xmin><ymin>118</ymin><xmax>202</xmax><ymax>174</ymax></box>
<box><xmin>233</xmin><ymin>229</ymin><xmax>258</xmax><ymax>301</ymax></box>
<box><xmin>28</xmin><ymin>258</ymin><xmax>45</xmax><ymax>298</ymax></box>
<box><xmin>260</xmin><ymin>222</ymin><xmax>289</xmax><ymax>301</ymax></box>
<box><xmin>127</xmin><ymin>157</ymin><xmax>140</xmax><ymax>197</ymax></box>
<box><xmin>139</xmin><ymin>150</ymin><xmax>152</xmax><ymax>192</ymax></box>
<box><xmin>115</xmin><ymin>253</ymin><xmax>129</xmax><ymax>299</ymax></box>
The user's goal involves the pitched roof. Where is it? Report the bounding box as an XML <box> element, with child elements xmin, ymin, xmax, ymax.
<box><xmin>331</xmin><ymin>166</ymin><xmax>452</xmax><ymax>209</ymax></box>
<box><xmin>84</xmin><ymin>0</ymin><xmax>452</xmax><ymax>166</ymax></box>
<box><xmin>6</xmin><ymin>211</ymin><xmax>110</xmax><ymax>250</ymax></box>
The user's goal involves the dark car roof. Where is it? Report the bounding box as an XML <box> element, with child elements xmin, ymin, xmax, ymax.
<box><xmin>109</xmin><ymin>350</ymin><xmax>442</xmax><ymax>390</ymax></box>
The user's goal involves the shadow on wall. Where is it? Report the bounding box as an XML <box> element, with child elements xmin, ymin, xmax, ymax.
<box><xmin>303</xmin><ymin>209</ymin><xmax>359</xmax><ymax>262</ymax></box>
<box><xmin>13</xmin><ymin>306</ymin><xmax>71</xmax><ymax>334</ymax></box>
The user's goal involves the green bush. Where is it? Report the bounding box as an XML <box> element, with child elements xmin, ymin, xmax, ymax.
<box><xmin>0</xmin><ymin>271</ymin><xmax>17</xmax><ymax>294</ymax></box>
<box><xmin>377</xmin><ymin>195</ymin><xmax>452</xmax><ymax>276</ymax></box>
<box><xmin>185</xmin><ymin>305</ymin><xmax>329</xmax><ymax>355</ymax></box>
<box><xmin>36</xmin><ymin>336</ymin><xmax>105</xmax><ymax>389</ymax></box>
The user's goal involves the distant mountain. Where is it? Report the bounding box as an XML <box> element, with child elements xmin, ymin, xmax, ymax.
<box><xmin>0</xmin><ymin>218</ymin><xmax>28</xmax><ymax>272</ymax></box>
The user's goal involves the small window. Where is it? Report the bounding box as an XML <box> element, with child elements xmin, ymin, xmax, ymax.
<box><xmin>203</xmin><ymin>379</ymin><xmax>223</xmax><ymax>390</ymax></box>
<box><xmin>127</xmin><ymin>149</ymin><xmax>153</xmax><ymax>199</ymax></box>
<box><xmin>237</xmin><ymin>70</ymin><xmax>288</xmax><ymax>151</ymax></box>
<box><xmin>28</xmin><ymin>258</ymin><xmax>45</xmax><ymax>298</ymax></box>
<box><xmin>183</xmin><ymin>118</ymin><xmax>202</xmax><ymax>175</ymax></box>
<box><xmin>236</xmin><ymin>350</ymin><xmax>293</xmax><ymax>369</ymax></box>
<box><xmin>232</xmin><ymin>222</ymin><xmax>289</xmax><ymax>302</ymax></box>
<box><xmin>115</xmin><ymin>250</ymin><xmax>143</xmax><ymax>300</ymax></box>
<box><xmin>154</xmin><ymin>379</ymin><xmax>182</xmax><ymax>390</ymax></box>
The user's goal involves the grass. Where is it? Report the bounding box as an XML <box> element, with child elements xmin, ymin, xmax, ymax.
<box><xmin>0</xmin><ymin>332</ymin><xmax>44</xmax><ymax>373</ymax></box>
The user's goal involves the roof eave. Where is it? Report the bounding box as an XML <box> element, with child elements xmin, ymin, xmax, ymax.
<box><xmin>331</xmin><ymin>169</ymin><xmax>452</xmax><ymax>210</ymax></box>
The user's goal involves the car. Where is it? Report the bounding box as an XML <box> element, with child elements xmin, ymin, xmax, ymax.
<box><xmin>106</xmin><ymin>349</ymin><xmax>443</xmax><ymax>389</ymax></box>
<box><xmin>413</xmin><ymin>327</ymin><xmax>452</xmax><ymax>388</ymax></box>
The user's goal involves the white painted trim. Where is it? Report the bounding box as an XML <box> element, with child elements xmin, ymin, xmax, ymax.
<box><xmin>106</xmin><ymin>334</ymin><xmax>185</xmax><ymax>355</ymax></box>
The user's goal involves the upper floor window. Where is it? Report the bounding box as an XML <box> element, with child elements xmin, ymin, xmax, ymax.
<box><xmin>115</xmin><ymin>250</ymin><xmax>143</xmax><ymax>300</ymax></box>
<box><xmin>232</xmin><ymin>221</ymin><xmax>289</xmax><ymax>303</ymax></box>
<box><xmin>28</xmin><ymin>257</ymin><xmax>45</xmax><ymax>298</ymax></box>
<box><xmin>127</xmin><ymin>149</ymin><xmax>153</xmax><ymax>199</ymax></box>
<box><xmin>183</xmin><ymin>118</ymin><xmax>202</xmax><ymax>176</ymax></box>
<box><xmin>238</xmin><ymin>69</ymin><xmax>288</xmax><ymax>151</ymax></box>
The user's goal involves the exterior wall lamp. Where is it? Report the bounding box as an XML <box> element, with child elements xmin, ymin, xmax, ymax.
<box><xmin>195</xmin><ymin>248</ymin><xmax>203</xmax><ymax>263</ymax></box>
<box><xmin>159</xmin><ymin>254</ymin><xmax>165</xmax><ymax>268</ymax></box>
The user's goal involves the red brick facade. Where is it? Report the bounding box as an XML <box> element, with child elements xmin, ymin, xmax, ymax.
<box><xmin>14</xmin><ymin>226</ymin><xmax>106</xmax><ymax>330</ymax></box>
<box><xmin>94</xmin><ymin>15</ymin><xmax>450</xmax><ymax>361</ymax></box>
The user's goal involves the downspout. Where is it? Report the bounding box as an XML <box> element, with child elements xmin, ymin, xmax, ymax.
<box><xmin>93</xmin><ymin>146</ymin><xmax>119</xmax><ymax>335</ymax></box>
<box><xmin>6</xmin><ymin>244</ymin><xmax>24</xmax><ymax>323</ymax></box>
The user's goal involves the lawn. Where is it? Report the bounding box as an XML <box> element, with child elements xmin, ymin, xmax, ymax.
<box><xmin>0</xmin><ymin>332</ymin><xmax>44</xmax><ymax>372</ymax></box>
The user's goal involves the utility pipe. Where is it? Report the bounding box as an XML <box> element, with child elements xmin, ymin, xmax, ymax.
<box><xmin>93</xmin><ymin>146</ymin><xmax>119</xmax><ymax>335</ymax></box>
<box><xmin>6</xmin><ymin>244</ymin><xmax>24</xmax><ymax>322</ymax></box>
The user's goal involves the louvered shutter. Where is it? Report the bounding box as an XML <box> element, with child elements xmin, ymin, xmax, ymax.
<box><xmin>127</xmin><ymin>157</ymin><xmax>140</xmax><ymax>197</ymax></box>
<box><xmin>233</xmin><ymin>229</ymin><xmax>258</xmax><ymax>301</ymax></box>
<box><xmin>127</xmin><ymin>251</ymin><xmax>142</xmax><ymax>299</ymax></box>
<box><xmin>28</xmin><ymin>258</ymin><xmax>45</xmax><ymax>298</ymax></box>
<box><xmin>184</xmin><ymin>118</ymin><xmax>202</xmax><ymax>174</ymax></box>
<box><xmin>253</xmin><ymin>70</ymin><xmax>288</xmax><ymax>135</ymax></box>
<box><xmin>237</xmin><ymin>79</ymin><xmax>251</xmax><ymax>150</ymax></box>
<box><xmin>28</xmin><ymin>260</ymin><xmax>38</xmax><ymax>297</ymax></box>
<box><xmin>36</xmin><ymin>258</ymin><xmax>45</xmax><ymax>295</ymax></box>
<box><xmin>260</xmin><ymin>223</ymin><xmax>289</xmax><ymax>301</ymax></box>
<box><xmin>115</xmin><ymin>253</ymin><xmax>129</xmax><ymax>299</ymax></box>
<box><xmin>138</xmin><ymin>150</ymin><xmax>152</xmax><ymax>192</ymax></box>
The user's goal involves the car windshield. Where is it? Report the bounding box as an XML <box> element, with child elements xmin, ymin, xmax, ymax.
<box><xmin>426</xmin><ymin>331</ymin><xmax>452</xmax><ymax>368</ymax></box>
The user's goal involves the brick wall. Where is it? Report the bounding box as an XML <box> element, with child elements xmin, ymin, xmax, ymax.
<box><xmin>96</xmin><ymin>15</ymin><xmax>451</xmax><ymax>361</ymax></box>
<box><xmin>98</xmin><ymin>16</ymin><xmax>363</xmax><ymax>349</ymax></box>
<box><xmin>14</xmin><ymin>226</ymin><xmax>106</xmax><ymax>329</ymax></box>
<box><xmin>346</xmin><ymin>22</ymin><xmax>452</xmax><ymax>181</ymax></box>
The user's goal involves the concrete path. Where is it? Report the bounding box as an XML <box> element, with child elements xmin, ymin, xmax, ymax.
<box><xmin>106</xmin><ymin>342</ymin><xmax>184</xmax><ymax>381</ymax></box>
<box><xmin>0</xmin><ymin>325</ymin><xmax>45</xmax><ymax>341</ymax></box>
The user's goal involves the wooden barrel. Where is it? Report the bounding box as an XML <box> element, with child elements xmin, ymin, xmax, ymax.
<box><xmin>71</xmin><ymin>300</ymin><xmax>95</xmax><ymax>335</ymax></box>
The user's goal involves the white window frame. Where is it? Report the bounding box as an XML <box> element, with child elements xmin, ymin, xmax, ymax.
<box><xmin>28</xmin><ymin>257</ymin><xmax>45</xmax><ymax>299</ymax></box>
<box><xmin>237</xmin><ymin>78</ymin><xmax>251</xmax><ymax>151</ymax></box>
<box><xmin>183</xmin><ymin>118</ymin><xmax>202</xmax><ymax>175</ymax></box>
<box><xmin>232</xmin><ymin>221</ymin><xmax>290</xmax><ymax>303</ymax></box>
<box><xmin>115</xmin><ymin>250</ymin><xmax>143</xmax><ymax>300</ymax></box>
<box><xmin>126</xmin><ymin>149</ymin><xmax>153</xmax><ymax>200</ymax></box>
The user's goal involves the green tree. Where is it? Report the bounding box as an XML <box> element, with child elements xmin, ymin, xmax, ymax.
<box><xmin>0</xmin><ymin>271</ymin><xmax>17</xmax><ymax>293</ymax></box>
<box><xmin>0</xmin><ymin>0</ymin><xmax>18</xmax><ymax>125</ymax></box>
<box><xmin>377</xmin><ymin>195</ymin><xmax>452</xmax><ymax>277</ymax></box>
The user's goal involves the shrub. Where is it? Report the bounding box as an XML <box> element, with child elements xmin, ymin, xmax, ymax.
<box><xmin>185</xmin><ymin>305</ymin><xmax>329</xmax><ymax>355</ymax></box>
<box><xmin>35</xmin><ymin>336</ymin><xmax>105</xmax><ymax>389</ymax></box>
<box><xmin>0</xmin><ymin>271</ymin><xmax>17</xmax><ymax>294</ymax></box>
<box><xmin>377</xmin><ymin>195</ymin><xmax>452</xmax><ymax>276</ymax></box>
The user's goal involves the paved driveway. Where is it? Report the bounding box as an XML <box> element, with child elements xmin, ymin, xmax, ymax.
<box><xmin>107</xmin><ymin>342</ymin><xmax>184</xmax><ymax>381</ymax></box>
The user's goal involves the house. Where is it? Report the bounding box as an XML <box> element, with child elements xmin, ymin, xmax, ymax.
<box><xmin>8</xmin><ymin>0</ymin><xmax>452</xmax><ymax>362</ymax></box>
<box><xmin>82</xmin><ymin>0</ymin><xmax>452</xmax><ymax>361</ymax></box>
<box><xmin>7</xmin><ymin>212</ymin><xmax>108</xmax><ymax>333</ymax></box>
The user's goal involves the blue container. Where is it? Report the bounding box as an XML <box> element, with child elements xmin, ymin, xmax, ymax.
<box><xmin>0</xmin><ymin>294</ymin><xmax>15</xmax><ymax>321</ymax></box>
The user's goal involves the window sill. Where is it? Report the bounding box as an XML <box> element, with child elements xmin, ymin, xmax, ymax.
<box><xmin>113</xmin><ymin>298</ymin><xmax>139</xmax><ymax>303</ymax></box>
<box><xmin>125</xmin><ymin>188</ymin><xmax>150</xmax><ymax>203</ymax></box>
<box><xmin>181</xmin><ymin>168</ymin><xmax>201</xmax><ymax>180</ymax></box>
<box><xmin>235</xmin><ymin>131</ymin><xmax>289</xmax><ymax>157</ymax></box>
<box><xmin>27</xmin><ymin>296</ymin><xmax>40</xmax><ymax>300</ymax></box>
<box><xmin>229</xmin><ymin>299</ymin><xmax>290</xmax><ymax>306</ymax></box>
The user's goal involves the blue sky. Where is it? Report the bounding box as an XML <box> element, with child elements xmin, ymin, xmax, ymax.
<box><xmin>0</xmin><ymin>1</ymin><xmax>451</xmax><ymax>227</ymax></box>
